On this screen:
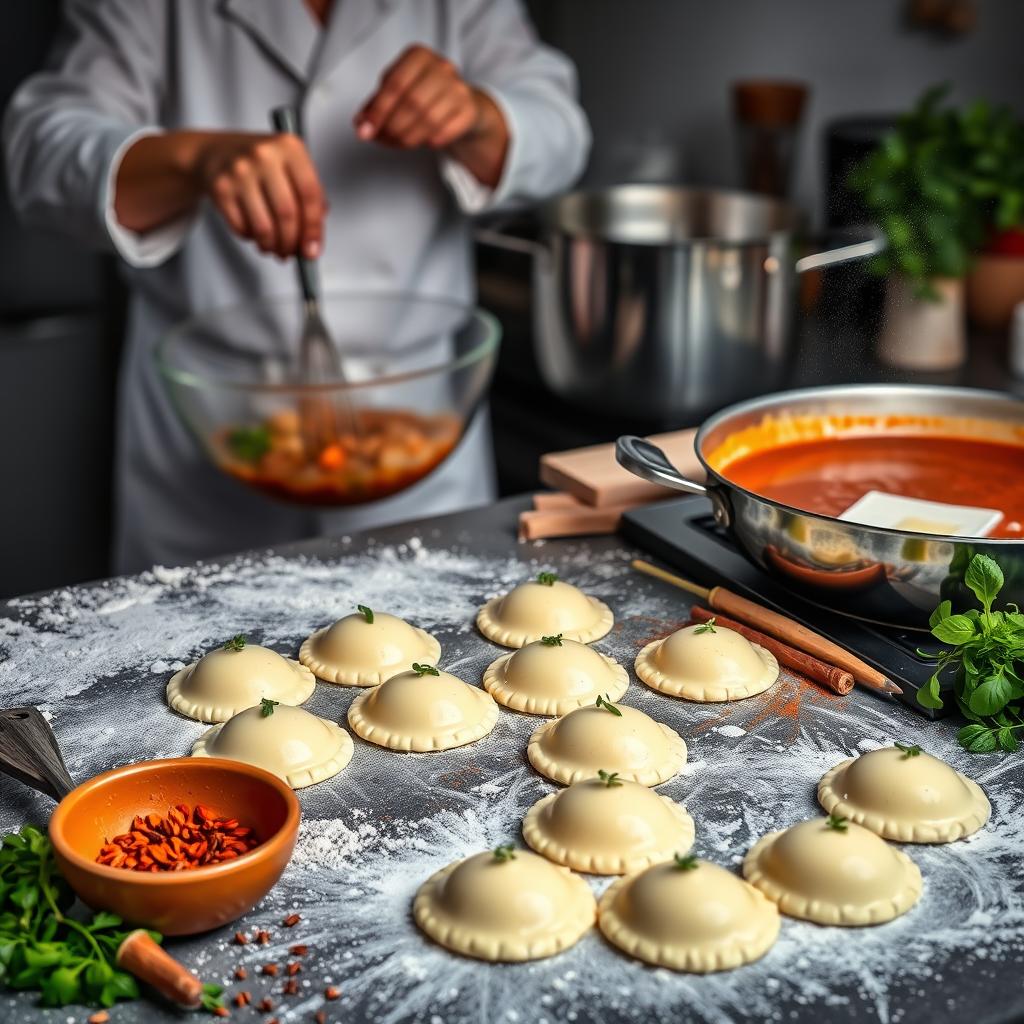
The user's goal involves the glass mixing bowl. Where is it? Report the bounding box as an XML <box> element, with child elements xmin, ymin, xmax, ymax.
<box><xmin>156</xmin><ymin>292</ymin><xmax>500</xmax><ymax>507</ymax></box>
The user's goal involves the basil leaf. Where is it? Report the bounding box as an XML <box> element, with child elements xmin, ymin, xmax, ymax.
<box><xmin>965</xmin><ymin>554</ymin><xmax>1004</xmax><ymax>612</ymax></box>
<box><xmin>88</xmin><ymin>912</ymin><xmax>122</xmax><ymax>932</ymax></box>
<box><xmin>916</xmin><ymin>671</ymin><xmax>945</xmax><ymax>710</ymax></box>
<box><xmin>931</xmin><ymin>614</ymin><xmax>977</xmax><ymax>645</ymax></box>
<box><xmin>40</xmin><ymin>966</ymin><xmax>81</xmax><ymax>1007</ymax></box>
<box><xmin>958</xmin><ymin>723</ymin><xmax>998</xmax><ymax>753</ymax></box>
<box><xmin>998</xmin><ymin>727</ymin><xmax>1020</xmax><ymax>753</ymax></box>
<box><xmin>969</xmin><ymin>672</ymin><xmax>1014</xmax><ymax>717</ymax></box>
<box><xmin>929</xmin><ymin>600</ymin><xmax>952</xmax><ymax>629</ymax></box>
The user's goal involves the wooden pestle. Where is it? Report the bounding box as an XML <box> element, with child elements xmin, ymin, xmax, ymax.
<box><xmin>690</xmin><ymin>606</ymin><xmax>854</xmax><ymax>696</ymax></box>
<box><xmin>116</xmin><ymin>930</ymin><xmax>203</xmax><ymax>1008</ymax></box>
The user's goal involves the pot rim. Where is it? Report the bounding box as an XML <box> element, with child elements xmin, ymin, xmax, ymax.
<box><xmin>694</xmin><ymin>382</ymin><xmax>1024</xmax><ymax>546</ymax></box>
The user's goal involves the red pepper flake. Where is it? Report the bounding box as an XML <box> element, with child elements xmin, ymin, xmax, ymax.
<box><xmin>88</xmin><ymin>1013</ymin><xmax>111</xmax><ymax>1024</ymax></box>
<box><xmin>258</xmin><ymin>997</ymin><xmax>275</xmax><ymax>1012</ymax></box>
<box><xmin>315</xmin><ymin>1011</ymin><xmax>327</xmax><ymax>1024</ymax></box>
<box><xmin>212</xmin><ymin>1008</ymin><xmax>230</xmax><ymax>1019</ymax></box>
<box><xmin>282</xmin><ymin>913</ymin><xmax>301</xmax><ymax>927</ymax></box>
<box><xmin>96</xmin><ymin>804</ymin><xmax>260</xmax><ymax>872</ymax></box>
<box><xmin>289</xmin><ymin>944</ymin><xmax>309</xmax><ymax>956</ymax></box>
<box><xmin>257</xmin><ymin>930</ymin><xmax>272</xmax><ymax>945</ymax></box>
<box><xmin>261</xmin><ymin>963</ymin><xmax>279</xmax><ymax>977</ymax></box>
<box><xmin>282</xmin><ymin>979</ymin><xmax>299</xmax><ymax>996</ymax></box>
<box><xmin>232</xmin><ymin>991</ymin><xmax>251</xmax><ymax>1008</ymax></box>
<box><xmin>324</xmin><ymin>986</ymin><xmax>340</xmax><ymax>1000</ymax></box>
<box><xmin>233</xmin><ymin>966</ymin><xmax>247</xmax><ymax>981</ymax></box>
<box><xmin>286</xmin><ymin>962</ymin><xmax>301</xmax><ymax>976</ymax></box>
<box><xmin>234</xmin><ymin>931</ymin><xmax>250</xmax><ymax>945</ymax></box>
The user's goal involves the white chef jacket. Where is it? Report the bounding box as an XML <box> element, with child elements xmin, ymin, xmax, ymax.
<box><xmin>3</xmin><ymin>0</ymin><xmax>590</xmax><ymax>572</ymax></box>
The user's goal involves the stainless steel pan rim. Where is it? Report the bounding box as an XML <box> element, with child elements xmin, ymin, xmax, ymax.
<box><xmin>693</xmin><ymin>382</ymin><xmax>1024</xmax><ymax>545</ymax></box>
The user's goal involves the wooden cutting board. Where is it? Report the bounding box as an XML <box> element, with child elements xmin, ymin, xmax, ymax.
<box><xmin>539</xmin><ymin>429</ymin><xmax>703</xmax><ymax>507</ymax></box>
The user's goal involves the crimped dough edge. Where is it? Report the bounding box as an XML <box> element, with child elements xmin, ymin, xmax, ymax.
<box><xmin>413</xmin><ymin>859</ymin><xmax>596</xmax><ymax>961</ymax></box>
<box><xmin>597</xmin><ymin>872</ymin><xmax>780</xmax><ymax>973</ymax></box>
<box><xmin>634</xmin><ymin>637</ymin><xmax>779</xmax><ymax>702</ymax></box>
<box><xmin>347</xmin><ymin>684</ymin><xmax>499</xmax><ymax>752</ymax></box>
<box><xmin>165</xmin><ymin>658</ymin><xmax>316</xmax><ymax>723</ymax></box>
<box><xmin>482</xmin><ymin>651</ymin><xmax>629</xmax><ymax>717</ymax></box>
<box><xmin>298</xmin><ymin>625</ymin><xmax>441</xmax><ymax>687</ymax></box>
<box><xmin>527</xmin><ymin>717</ymin><xmax>688</xmax><ymax>787</ymax></box>
<box><xmin>742</xmin><ymin>829</ymin><xmax>923</xmax><ymax>925</ymax></box>
<box><xmin>476</xmin><ymin>595</ymin><xmax>614</xmax><ymax>649</ymax></box>
<box><xmin>522</xmin><ymin>791</ymin><xmax>695</xmax><ymax>875</ymax></box>
<box><xmin>191</xmin><ymin>719</ymin><xmax>354</xmax><ymax>789</ymax></box>
<box><xmin>817</xmin><ymin>757</ymin><xmax>991</xmax><ymax>844</ymax></box>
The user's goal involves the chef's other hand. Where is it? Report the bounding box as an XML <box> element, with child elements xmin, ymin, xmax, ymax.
<box><xmin>114</xmin><ymin>131</ymin><xmax>326</xmax><ymax>260</ymax></box>
<box><xmin>197</xmin><ymin>133</ymin><xmax>326</xmax><ymax>259</ymax></box>
<box><xmin>354</xmin><ymin>45</ymin><xmax>509</xmax><ymax>188</ymax></box>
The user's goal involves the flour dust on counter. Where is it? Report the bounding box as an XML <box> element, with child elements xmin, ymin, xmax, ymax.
<box><xmin>0</xmin><ymin>528</ymin><xmax>1022</xmax><ymax>1024</ymax></box>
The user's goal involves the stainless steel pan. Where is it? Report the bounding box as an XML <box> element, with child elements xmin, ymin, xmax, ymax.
<box><xmin>478</xmin><ymin>185</ymin><xmax>883</xmax><ymax>421</ymax></box>
<box><xmin>617</xmin><ymin>384</ymin><xmax>1024</xmax><ymax>628</ymax></box>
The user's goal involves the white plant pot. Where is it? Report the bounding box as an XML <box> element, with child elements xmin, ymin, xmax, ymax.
<box><xmin>877</xmin><ymin>275</ymin><xmax>966</xmax><ymax>371</ymax></box>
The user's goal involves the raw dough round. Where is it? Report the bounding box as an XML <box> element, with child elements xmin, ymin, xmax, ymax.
<box><xmin>482</xmin><ymin>638</ymin><xmax>628</xmax><ymax>717</ymax></box>
<box><xmin>476</xmin><ymin>578</ymin><xmax>613</xmax><ymax>648</ymax></box>
<box><xmin>599</xmin><ymin>859</ymin><xmax>780</xmax><ymax>972</ymax></box>
<box><xmin>528</xmin><ymin>702</ymin><xmax>687</xmax><ymax>787</ymax></box>
<box><xmin>166</xmin><ymin>644</ymin><xmax>315</xmax><ymax>723</ymax></box>
<box><xmin>192</xmin><ymin>703</ymin><xmax>353</xmax><ymax>789</ymax></box>
<box><xmin>347</xmin><ymin>668</ymin><xmax>498</xmax><ymax>752</ymax></box>
<box><xmin>413</xmin><ymin>849</ymin><xmax>596</xmax><ymax>961</ymax></box>
<box><xmin>635</xmin><ymin>624</ymin><xmax>779</xmax><ymax>702</ymax></box>
<box><xmin>743</xmin><ymin>817</ymin><xmax>922</xmax><ymax>925</ymax></box>
<box><xmin>299</xmin><ymin>610</ymin><xmax>440</xmax><ymax>687</ymax></box>
<box><xmin>817</xmin><ymin>746</ymin><xmax>990</xmax><ymax>843</ymax></box>
<box><xmin>523</xmin><ymin>776</ymin><xmax>694</xmax><ymax>874</ymax></box>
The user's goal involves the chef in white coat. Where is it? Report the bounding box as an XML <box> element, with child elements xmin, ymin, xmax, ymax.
<box><xmin>3</xmin><ymin>0</ymin><xmax>590</xmax><ymax>572</ymax></box>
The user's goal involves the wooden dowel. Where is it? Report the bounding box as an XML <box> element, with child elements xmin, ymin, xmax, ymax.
<box><xmin>519</xmin><ymin>503</ymin><xmax>635</xmax><ymax>541</ymax></box>
<box><xmin>116</xmin><ymin>930</ymin><xmax>203</xmax><ymax>1008</ymax></box>
<box><xmin>532</xmin><ymin>492</ymin><xmax>583</xmax><ymax>511</ymax></box>
<box><xmin>690</xmin><ymin>607</ymin><xmax>854</xmax><ymax>696</ymax></box>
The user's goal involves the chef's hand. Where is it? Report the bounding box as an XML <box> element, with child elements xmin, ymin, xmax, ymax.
<box><xmin>354</xmin><ymin>45</ymin><xmax>509</xmax><ymax>188</ymax></box>
<box><xmin>114</xmin><ymin>131</ymin><xmax>326</xmax><ymax>260</ymax></box>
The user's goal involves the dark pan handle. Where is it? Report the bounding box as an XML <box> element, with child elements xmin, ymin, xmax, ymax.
<box><xmin>0</xmin><ymin>706</ymin><xmax>75</xmax><ymax>801</ymax></box>
<box><xmin>616</xmin><ymin>436</ymin><xmax>709</xmax><ymax>497</ymax></box>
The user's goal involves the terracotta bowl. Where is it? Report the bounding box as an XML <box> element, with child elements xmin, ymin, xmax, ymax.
<box><xmin>48</xmin><ymin>757</ymin><xmax>300</xmax><ymax>936</ymax></box>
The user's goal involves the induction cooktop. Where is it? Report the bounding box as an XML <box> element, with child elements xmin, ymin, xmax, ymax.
<box><xmin>620</xmin><ymin>497</ymin><xmax>946</xmax><ymax>718</ymax></box>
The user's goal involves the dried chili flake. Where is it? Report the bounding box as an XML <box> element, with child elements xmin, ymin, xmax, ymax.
<box><xmin>282</xmin><ymin>913</ymin><xmax>301</xmax><ymax>927</ymax></box>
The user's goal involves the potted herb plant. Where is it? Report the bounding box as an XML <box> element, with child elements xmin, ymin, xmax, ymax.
<box><xmin>850</xmin><ymin>86</ymin><xmax>1024</xmax><ymax>368</ymax></box>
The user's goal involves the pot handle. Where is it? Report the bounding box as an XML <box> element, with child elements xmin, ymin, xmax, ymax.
<box><xmin>474</xmin><ymin>220</ymin><xmax>550</xmax><ymax>261</ymax></box>
<box><xmin>795</xmin><ymin>226</ymin><xmax>886</xmax><ymax>274</ymax></box>
<box><xmin>0</xmin><ymin>706</ymin><xmax>75</xmax><ymax>802</ymax></box>
<box><xmin>616</xmin><ymin>436</ymin><xmax>709</xmax><ymax>497</ymax></box>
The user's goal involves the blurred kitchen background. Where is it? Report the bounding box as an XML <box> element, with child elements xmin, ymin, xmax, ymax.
<box><xmin>3</xmin><ymin>0</ymin><xmax>1024</xmax><ymax>596</ymax></box>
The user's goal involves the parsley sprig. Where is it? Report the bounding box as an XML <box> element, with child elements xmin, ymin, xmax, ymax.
<box><xmin>357</xmin><ymin>604</ymin><xmax>374</xmax><ymax>624</ymax></box>
<box><xmin>894</xmin><ymin>742</ymin><xmax>922</xmax><ymax>759</ymax></box>
<box><xmin>672</xmin><ymin>853</ymin><xmax>699</xmax><ymax>871</ymax></box>
<box><xmin>223</xmin><ymin>634</ymin><xmax>247</xmax><ymax>652</ymax></box>
<box><xmin>540</xmin><ymin>634</ymin><xmax>563</xmax><ymax>646</ymax></box>
<box><xmin>594</xmin><ymin>695</ymin><xmax>622</xmax><ymax>717</ymax></box>
<box><xmin>0</xmin><ymin>826</ymin><xmax>158</xmax><ymax>1007</ymax></box>
<box><xmin>412</xmin><ymin>663</ymin><xmax>439</xmax><ymax>677</ymax></box>
<box><xmin>492</xmin><ymin>845</ymin><xmax>516</xmax><ymax>862</ymax></box>
<box><xmin>693</xmin><ymin>618</ymin><xmax>717</xmax><ymax>634</ymax></box>
<box><xmin>918</xmin><ymin>553</ymin><xmax>1024</xmax><ymax>753</ymax></box>
<box><xmin>597</xmin><ymin>769</ymin><xmax>622</xmax><ymax>787</ymax></box>
<box><xmin>536</xmin><ymin>572</ymin><xmax>558</xmax><ymax>586</ymax></box>
<box><xmin>260</xmin><ymin>697</ymin><xmax>279</xmax><ymax>717</ymax></box>
<box><xmin>825</xmin><ymin>814</ymin><xmax>849</xmax><ymax>832</ymax></box>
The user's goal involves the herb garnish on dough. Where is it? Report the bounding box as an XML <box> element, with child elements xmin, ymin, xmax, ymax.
<box><xmin>412</xmin><ymin>663</ymin><xmax>439</xmax><ymax>677</ymax></box>
<box><xmin>541</xmin><ymin>634</ymin><xmax>563</xmax><ymax>646</ymax></box>
<box><xmin>357</xmin><ymin>604</ymin><xmax>374</xmax><ymax>624</ymax></box>
<box><xmin>223</xmin><ymin>633</ymin><xmax>247</xmax><ymax>652</ymax></box>
<box><xmin>693</xmin><ymin>617</ymin><xmax>717</xmax><ymax>634</ymax></box>
<box><xmin>672</xmin><ymin>853</ymin><xmax>698</xmax><ymax>871</ymax></box>
<box><xmin>595</xmin><ymin>694</ymin><xmax>622</xmax><ymax>716</ymax></box>
<box><xmin>825</xmin><ymin>814</ymin><xmax>849</xmax><ymax>832</ymax></box>
<box><xmin>492</xmin><ymin>844</ymin><xmax>516</xmax><ymax>862</ymax></box>
<box><xmin>537</xmin><ymin>572</ymin><xmax>558</xmax><ymax>586</ymax></box>
<box><xmin>895</xmin><ymin>742</ymin><xmax>922</xmax><ymax>758</ymax></box>
<box><xmin>919</xmin><ymin>553</ymin><xmax>1024</xmax><ymax>753</ymax></box>
<box><xmin>597</xmin><ymin>769</ymin><xmax>622</xmax><ymax>787</ymax></box>
<box><xmin>260</xmin><ymin>697</ymin><xmax>279</xmax><ymax>717</ymax></box>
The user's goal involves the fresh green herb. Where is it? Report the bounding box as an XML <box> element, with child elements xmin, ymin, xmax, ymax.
<box><xmin>357</xmin><ymin>604</ymin><xmax>374</xmax><ymax>624</ymax></box>
<box><xmin>540</xmin><ymin>634</ymin><xmax>563</xmax><ymax>646</ymax></box>
<box><xmin>918</xmin><ymin>553</ymin><xmax>1024</xmax><ymax>754</ymax></box>
<box><xmin>201</xmin><ymin>983</ymin><xmax>225</xmax><ymax>1013</ymax></box>
<box><xmin>412</xmin><ymin>663</ymin><xmax>439</xmax><ymax>677</ymax></box>
<box><xmin>260</xmin><ymin>698</ymin><xmax>279</xmax><ymax>717</ymax></box>
<box><xmin>693</xmin><ymin>618</ymin><xmax>717</xmax><ymax>635</ymax></box>
<box><xmin>223</xmin><ymin>634</ymin><xmax>247</xmax><ymax>652</ymax></box>
<box><xmin>226</xmin><ymin>425</ymin><xmax>271</xmax><ymax>463</ymax></box>
<box><xmin>594</xmin><ymin>694</ymin><xmax>622</xmax><ymax>716</ymax></box>
<box><xmin>825</xmin><ymin>814</ymin><xmax>849</xmax><ymax>832</ymax></box>
<box><xmin>0</xmin><ymin>825</ymin><xmax>158</xmax><ymax>1008</ymax></box>
<box><xmin>536</xmin><ymin>572</ymin><xmax>558</xmax><ymax>586</ymax></box>
<box><xmin>895</xmin><ymin>742</ymin><xmax>922</xmax><ymax>759</ymax></box>
<box><xmin>492</xmin><ymin>845</ymin><xmax>516</xmax><ymax>863</ymax></box>
<box><xmin>597</xmin><ymin>769</ymin><xmax>622</xmax><ymax>787</ymax></box>
<box><xmin>672</xmin><ymin>853</ymin><xmax>699</xmax><ymax>871</ymax></box>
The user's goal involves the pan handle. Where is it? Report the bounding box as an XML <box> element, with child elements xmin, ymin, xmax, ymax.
<box><xmin>795</xmin><ymin>225</ymin><xmax>886</xmax><ymax>274</ymax></box>
<box><xmin>0</xmin><ymin>706</ymin><xmax>75</xmax><ymax>801</ymax></box>
<box><xmin>616</xmin><ymin>436</ymin><xmax>709</xmax><ymax>496</ymax></box>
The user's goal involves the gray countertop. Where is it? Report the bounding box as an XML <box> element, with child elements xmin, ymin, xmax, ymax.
<box><xmin>1</xmin><ymin>496</ymin><xmax>1022</xmax><ymax>1024</ymax></box>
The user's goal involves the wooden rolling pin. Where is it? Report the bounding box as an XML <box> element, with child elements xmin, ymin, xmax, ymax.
<box><xmin>690</xmin><ymin>606</ymin><xmax>854</xmax><ymax>696</ymax></box>
<box><xmin>632</xmin><ymin>559</ymin><xmax>902</xmax><ymax>695</ymax></box>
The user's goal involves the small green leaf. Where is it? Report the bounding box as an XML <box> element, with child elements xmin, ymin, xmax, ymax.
<box><xmin>87</xmin><ymin>911</ymin><xmax>123</xmax><ymax>932</ymax></box>
<box><xmin>412</xmin><ymin>663</ymin><xmax>439</xmax><ymax>677</ymax></box>
<box><xmin>222</xmin><ymin>633</ymin><xmax>247</xmax><ymax>652</ymax></box>
<box><xmin>931</xmin><ymin>614</ymin><xmax>977</xmax><ymax>645</ymax></box>
<box><xmin>672</xmin><ymin>853</ymin><xmax>699</xmax><ymax>871</ymax></box>
<box><xmin>540</xmin><ymin>634</ymin><xmax>563</xmax><ymax>646</ymax></box>
<box><xmin>227</xmin><ymin>425</ymin><xmax>271</xmax><ymax>463</ymax></box>
<box><xmin>597</xmin><ymin>769</ymin><xmax>622</xmax><ymax>787</ymax></box>
<box><xmin>825</xmin><ymin>814</ymin><xmax>849</xmax><ymax>833</ymax></box>
<box><xmin>998</xmin><ymin>727</ymin><xmax>1020</xmax><ymax>753</ymax></box>
<box><xmin>965</xmin><ymin>554</ymin><xmax>1004</xmax><ymax>612</ymax></box>
<box><xmin>693</xmin><ymin>618</ymin><xmax>717</xmax><ymax>635</ymax></box>
<box><xmin>357</xmin><ymin>604</ymin><xmax>374</xmax><ymax>624</ymax></box>
<box><xmin>492</xmin><ymin>844</ymin><xmax>516</xmax><ymax>863</ymax></box>
<box><xmin>958</xmin><ymin>723</ymin><xmax>998</xmax><ymax>753</ymax></box>
<box><xmin>40</xmin><ymin>966</ymin><xmax>80</xmax><ymax>1007</ymax></box>
<box><xmin>929</xmin><ymin>600</ymin><xmax>952</xmax><ymax>629</ymax></box>
<box><xmin>536</xmin><ymin>572</ymin><xmax>558</xmax><ymax>586</ymax></box>
<box><xmin>916</xmin><ymin>671</ymin><xmax>945</xmax><ymax>710</ymax></box>
<box><xmin>200</xmin><ymin>981</ymin><xmax>225</xmax><ymax>1012</ymax></box>
<box><xmin>594</xmin><ymin>694</ymin><xmax>622</xmax><ymax>717</ymax></box>
<box><xmin>969</xmin><ymin>672</ymin><xmax>1014</xmax><ymax>717</ymax></box>
<box><xmin>260</xmin><ymin>697</ymin><xmax>279</xmax><ymax>717</ymax></box>
<box><xmin>894</xmin><ymin>742</ymin><xmax>922</xmax><ymax>758</ymax></box>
